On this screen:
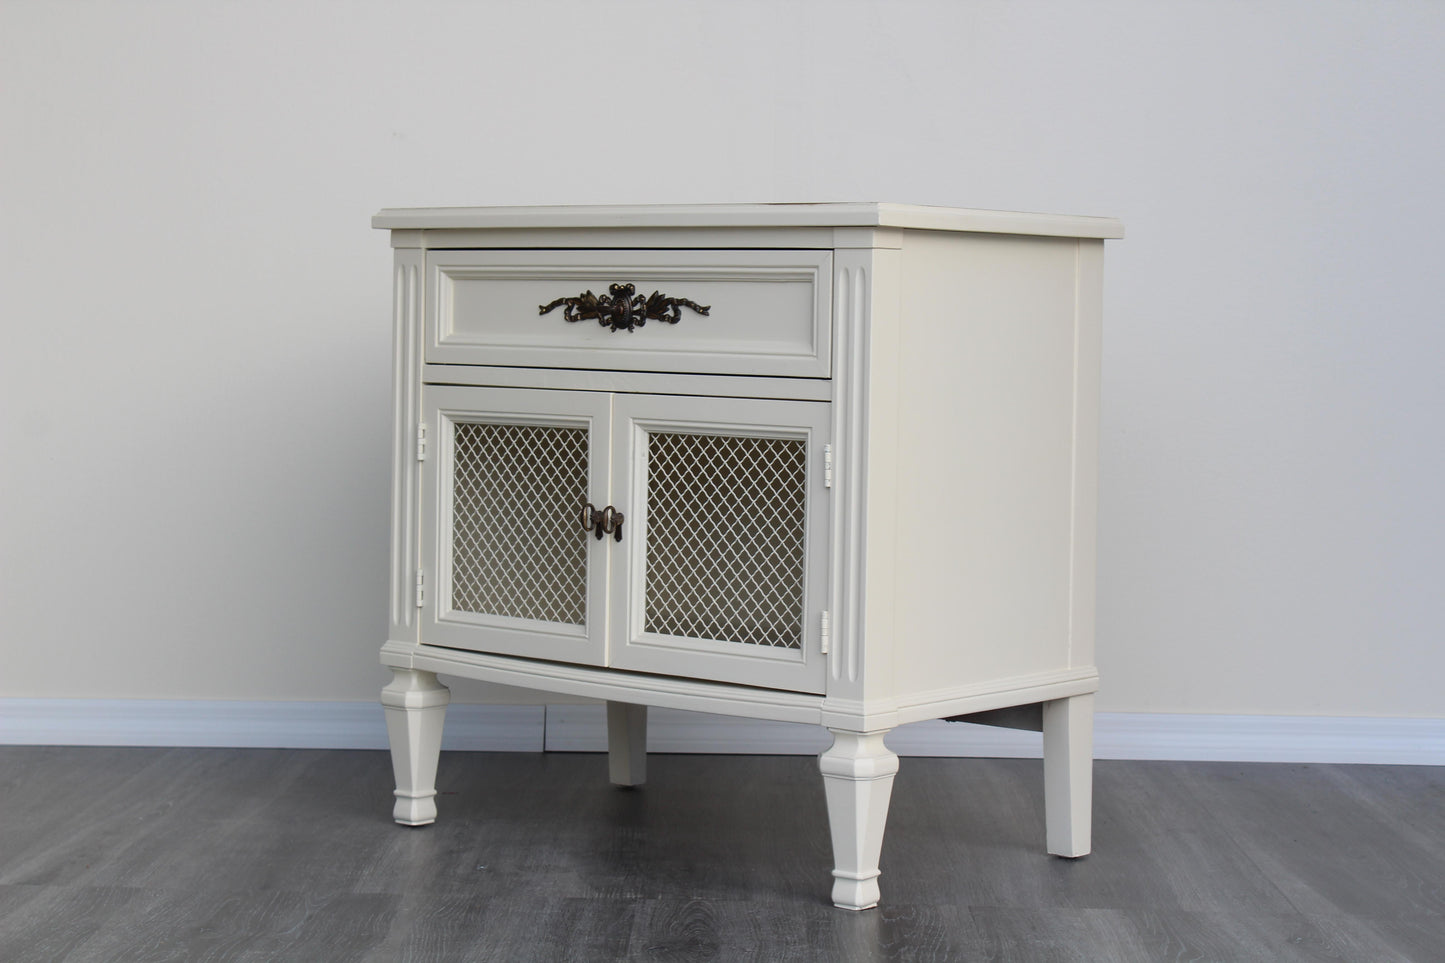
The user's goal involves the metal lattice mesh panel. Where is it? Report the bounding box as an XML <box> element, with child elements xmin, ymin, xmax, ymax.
<box><xmin>450</xmin><ymin>422</ymin><xmax>589</xmax><ymax>625</ymax></box>
<box><xmin>644</xmin><ymin>432</ymin><xmax>807</xmax><ymax>648</ymax></box>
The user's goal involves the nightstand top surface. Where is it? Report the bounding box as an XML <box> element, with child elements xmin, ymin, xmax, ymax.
<box><xmin>372</xmin><ymin>202</ymin><xmax>1123</xmax><ymax>239</ymax></box>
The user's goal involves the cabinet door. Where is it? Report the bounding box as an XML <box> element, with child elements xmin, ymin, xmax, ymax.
<box><xmin>420</xmin><ymin>385</ymin><xmax>611</xmax><ymax>665</ymax></box>
<box><xmin>609</xmin><ymin>395</ymin><xmax>831</xmax><ymax>693</ymax></box>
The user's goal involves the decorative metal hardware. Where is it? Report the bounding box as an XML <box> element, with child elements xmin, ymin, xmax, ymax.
<box><xmin>581</xmin><ymin>502</ymin><xmax>624</xmax><ymax>541</ymax></box>
<box><xmin>539</xmin><ymin>282</ymin><xmax>710</xmax><ymax>333</ymax></box>
<box><xmin>603</xmin><ymin>506</ymin><xmax>624</xmax><ymax>542</ymax></box>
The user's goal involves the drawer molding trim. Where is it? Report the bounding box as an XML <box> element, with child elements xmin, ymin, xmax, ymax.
<box><xmin>428</xmin><ymin>249</ymin><xmax>833</xmax><ymax>378</ymax></box>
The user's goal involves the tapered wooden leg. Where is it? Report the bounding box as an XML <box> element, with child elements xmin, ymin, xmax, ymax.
<box><xmin>819</xmin><ymin>729</ymin><xmax>899</xmax><ymax>910</ymax></box>
<box><xmin>606</xmin><ymin>701</ymin><xmax>647</xmax><ymax>787</ymax></box>
<box><xmin>1042</xmin><ymin>692</ymin><xmax>1094</xmax><ymax>857</ymax></box>
<box><xmin>381</xmin><ymin>668</ymin><xmax>450</xmax><ymax>826</ymax></box>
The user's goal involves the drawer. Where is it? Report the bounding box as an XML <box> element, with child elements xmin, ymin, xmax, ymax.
<box><xmin>426</xmin><ymin>249</ymin><xmax>832</xmax><ymax>378</ymax></box>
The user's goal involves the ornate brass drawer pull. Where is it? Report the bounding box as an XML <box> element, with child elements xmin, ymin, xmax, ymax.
<box><xmin>540</xmin><ymin>282</ymin><xmax>710</xmax><ymax>333</ymax></box>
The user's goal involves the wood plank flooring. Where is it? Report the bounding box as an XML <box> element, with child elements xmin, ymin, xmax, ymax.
<box><xmin>0</xmin><ymin>747</ymin><xmax>1441</xmax><ymax>961</ymax></box>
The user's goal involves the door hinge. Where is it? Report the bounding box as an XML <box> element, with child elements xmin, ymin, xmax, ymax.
<box><xmin>819</xmin><ymin>610</ymin><xmax>831</xmax><ymax>655</ymax></box>
<box><xmin>823</xmin><ymin>444</ymin><xmax>833</xmax><ymax>488</ymax></box>
<box><xmin>416</xmin><ymin>423</ymin><xmax>427</xmax><ymax>461</ymax></box>
<box><xmin>414</xmin><ymin>570</ymin><xmax>425</xmax><ymax>608</ymax></box>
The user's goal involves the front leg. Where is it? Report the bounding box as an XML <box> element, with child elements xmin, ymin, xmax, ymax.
<box><xmin>819</xmin><ymin>729</ymin><xmax>899</xmax><ymax>911</ymax></box>
<box><xmin>381</xmin><ymin>668</ymin><xmax>450</xmax><ymax>826</ymax></box>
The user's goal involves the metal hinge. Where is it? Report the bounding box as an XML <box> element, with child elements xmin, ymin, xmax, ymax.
<box><xmin>823</xmin><ymin>444</ymin><xmax>833</xmax><ymax>488</ymax></box>
<box><xmin>416</xmin><ymin>423</ymin><xmax>427</xmax><ymax>461</ymax></box>
<box><xmin>414</xmin><ymin>570</ymin><xmax>425</xmax><ymax>608</ymax></box>
<box><xmin>819</xmin><ymin>610</ymin><xmax>831</xmax><ymax>655</ymax></box>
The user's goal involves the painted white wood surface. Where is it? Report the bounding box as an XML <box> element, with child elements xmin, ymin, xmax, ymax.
<box><xmin>429</xmin><ymin>249</ymin><xmax>832</xmax><ymax>378</ymax></box>
<box><xmin>1043</xmin><ymin>693</ymin><xmax>1094</xmax><ymax>857</ymax></box>
<box><xmin>385</xmin><ymin>639</ymin><xmax>1097</xmax><ymax>728</ymax></box>
<box><xmin>606</xmin><ymin>701</ymin><xmax>648</xmax><ymax>787</ymax></box>
<box><xmin>388</xmin><ymin>251</ymin><xmax>424</xmax><ymax>646</ymax></box>
<box><xmin>423</xmin><ymin>364</ymin><xmax>833</xmax><ymax>402</ymax></box>
<box><xmin>378</xmin><ymin>203</ymin><xmax>1116</xmax><ymax>909</ymax></box>
<box><xmin>419</xmin><ymin>388</ymin><xmax>832</xmax><ymax>693</ymax></box>
<box><xmin>819</xmin><ymin>730</ymin><xmax>899</xmax><ymax>910</ymax></box>
<box><xmin>887</xmin><ymin>232</ymin><xmax>1090</xmax><ymax>693</ymax></box>
<box><xmin>608</xmin><ymin>393</ymin><xmax>832</xmax><ymax>694</ymax></box>
<box><xmin>381</xmin><ymin>668</ymin><xmax>450</xmax><ymax>825</ymax></box>
<box><xmin>373</xmin><ymin>202</ymin><xmax>1124</xmax><ymax>239</ymax></box>
<box><xmin>420</xmin><ymin>385</ymin><xmax>613</xmax><ymax>666</ymax></box>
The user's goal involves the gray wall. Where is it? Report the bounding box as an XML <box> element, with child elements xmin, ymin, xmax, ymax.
<box><xmin>2</xmin><ymin>0</ymin><xmax>1441</xmax><ymax>717</ymax></box>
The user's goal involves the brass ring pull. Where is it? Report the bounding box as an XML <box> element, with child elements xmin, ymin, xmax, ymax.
<box><xmin>539</xmin><ymin>282</ymin><xmax>710</xmax><ymax>334</ymax></box>
<box><xmin>599</xmin><ymin>506</ymin><xmax>625</xmax><ymax>543</ymax></box>
<box><xmin>581</xmin><ymin>503</ymin><xmax>624</xmax><ymax>542</ymax></box>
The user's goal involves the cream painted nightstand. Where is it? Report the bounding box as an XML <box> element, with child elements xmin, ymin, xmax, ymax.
<box><xmin>373</xmin><ymin>203</ymin><xmax>1121</xmax><ymax>910</ymax></box>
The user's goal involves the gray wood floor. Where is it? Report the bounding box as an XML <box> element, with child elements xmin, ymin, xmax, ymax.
<box><xmin>0</xmin><ymin>747</ymin><xmax>1441</xmax><ymax>961</ymax></box>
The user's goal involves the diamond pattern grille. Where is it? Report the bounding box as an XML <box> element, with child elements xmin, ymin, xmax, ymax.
<box><xmin>644</xmin><ymin>432</ymin><xmax>807</xmax><ymax>649</ymax></box>
<box><xmin>450</xmin><ymin>422</ymin><xmax>589</xmax><ymax>625</ymax></box>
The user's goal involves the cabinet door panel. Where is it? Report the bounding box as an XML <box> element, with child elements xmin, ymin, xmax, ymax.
<box><xmin>610</xmin><ymin>395</ymin><xmax>830</xmax><ymax>693</ymax></box>
<box><xmin>421</xmin><ymin>386</ymin><xmax>611</xmax><ymax>665</ymax></box>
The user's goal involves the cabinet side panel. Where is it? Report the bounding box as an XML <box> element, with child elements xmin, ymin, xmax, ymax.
<box><xmin>891</xmin><ymin>232</ymin><xmax>1084</xmax><ymax>698</ymax></box>
<box><xmin>389</xmin><ymin>248</ymin><xmax>423</xmax><ymax>642</ymax></box>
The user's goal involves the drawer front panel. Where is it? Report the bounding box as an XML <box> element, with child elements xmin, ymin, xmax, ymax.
<box><xmin>427</xmin><ymin>249</ymin><xmax>832</xmax><ymax>378</ymax></box>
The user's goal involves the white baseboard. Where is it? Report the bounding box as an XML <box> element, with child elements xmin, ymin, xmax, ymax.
<box><xmin>544</xmin><ymin>704</ymin><xmax>836</xmax><ymax>754</ymax></box>
<box><xmin>545</xmin><ymin>705</ymin><xmax>1445</xmax><ymax>764</ymax></box>
<box><xmin>0</xmin><ymin>699</ymin><xmax>542</xmax><ymax>752</ymax></box>
<box><xmin>2</xmin><ymin>699</ymin><xmax>1441</xmax><ymax>765</ymax></box>
<box><xmin>1088</xmin><ymin>712</ymin><xmax>1445</xmax><ymax>765</ymax></box>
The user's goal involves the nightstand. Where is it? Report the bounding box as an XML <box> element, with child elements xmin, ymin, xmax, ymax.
<box><xmin>373</xmin><ymin>202</ymin><xmax>1121</xmax><ymax>909</ymax></box>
